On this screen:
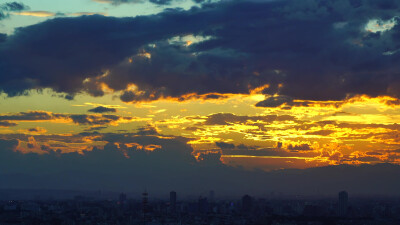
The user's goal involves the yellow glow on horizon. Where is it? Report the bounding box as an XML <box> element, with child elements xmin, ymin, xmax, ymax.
<box><xmin>12</xmin><ymin>11</ymin><xmax>55</xmax><ymax>17</ymax></box>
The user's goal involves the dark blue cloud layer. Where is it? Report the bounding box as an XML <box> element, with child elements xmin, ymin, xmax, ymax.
<box><xmin>0</xmin><ymin>2</ymin><xmax>28</xmax><ymax>20</ymax></box>
<box><xmin>1</xmin><ymin>137</ymin><xmax>400</xmax><ymax>196</ymax></box>
<box><xmin>88</xmin><ymin>106</ymin><xmax>117</xmax><ymax>113</ymax></box>
<box><xmin>0</xmin><ymin>0</ymin><xmax>400</xmax><ymax>103</ymax></box>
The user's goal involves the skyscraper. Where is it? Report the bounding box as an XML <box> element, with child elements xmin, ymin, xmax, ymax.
<box><xmin>338</xmin><ymin>191</ymin><xmax>348</xmax><ymax>217</ymax></box>
<box><xmin>170</xmin><ymin>191</ymin><xmax>177</xmax><ymax>212</ymax></box>
<box><xmin>242</xmin><ymin>195</ymin><xmax>252</xmax><ymax>213</ymax></box>
<box><xmin>209</xmin><ymin>190</ymin><xmax>215</xmax><ymax>203</ymax></box>
<box><xmin>119</xmin><ymin>192</ymin><xmax>127</xmax><ymax>206</ymax></box>
<box><xmin>142</xmin><ymin>190</ymin><xmax>149</xmax><ymax>225</ymax></box>
<box><xmin>198</xmin><ymin>196</ymin><xmax>208</xmax><ymax>214</ymax></box>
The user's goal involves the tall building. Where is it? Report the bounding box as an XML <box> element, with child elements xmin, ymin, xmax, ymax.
<box><xmin>119</xmin><ymin>192</ymin><xmax>127</xmax><ymax>205</ymax></box>
<box><xmin>242</xmin><ymin>195</ymin><xmax>252</xmax><ymax>213</ymax></box>
<box><xmin>170</xmin><ymin>191</ymin><xmax>177</xmax><ymax>212</ymax></box>
<box><xmin>338</xmin><ymin>191</ymin><xmax>348</xmax><ymax>217</ymax></box>
<box><xmin>209</xmin><ymin>190</ymin><xmax>215</xmax><ymax>203</ymax></box>
<box><xmin>198</xmin><ymin>197</ymin><xmax>208</xmax><ymax>214</ymax></box>
<box><xmin>142</xmin><ymin>190</ymin><xmax>149</xmax><ymax>225</ymax></box>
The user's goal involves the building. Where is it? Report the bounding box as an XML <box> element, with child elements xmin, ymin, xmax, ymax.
<box><xmin>338</xmin><ymin>191</ymin><xmax>348</xmax><ymax>217</ymax></box>
<box><xmin>242</xmin><ymin>195</ymin><xmax>252</xmax><ymax>213</ymax></box>
<box><xmin>170</xmin><ymin>191</ymin><xmax>177</xmax><ymax>212</ymax></box>
<box><xmin>119</xmin><ymin>192</ymin><xmax>127</xmax><ymax>206</ymax></box>
<box><xmin>142</xmin><ymin>190</ymin><xmax>149</xmax><ymax>225</ymax></box>
<box><xmin>209</xmin><ymin>190</ymin><xmax>215</xmax><ymax>203</ymax></box>
<box><xmin>198</xmin><ymin>197</ymin><xmax>208</xmax><ymax>214</ymax></box>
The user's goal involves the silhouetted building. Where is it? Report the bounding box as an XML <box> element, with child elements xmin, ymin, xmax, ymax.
<box><xmin>142</xmin><ymin>190</ymin><xmax>149</xmax><ymax>225</ymax></box>
<box><xmin>303</xmin><ymin>205</ymin><xmax>324</xmax><ymax>217</ymax></box>
<box><xmin>242</xmin><ymin>195</ymin><xmax>252</xmax><ymax>213</ymax></box>
<box><xmin>338</xmin><ymin>191</ymin><xmax>348</xmax><ymax>217</ymax></box>
<box><xmin>119</xmin><ymin>192</ymin><xmax>127</xmax><ymax>205</ymax></box>
<box><xmin>209</xmin><ymin>190</ymin><xmax>215</xmax><ymax>203</ymax></box>
<box><xmin>170</xmin><ymin>191</ymin><xmax>176</xmax><ymax>212</ymax></box>
<box><xmin>198</xmin><ymin>197</ymin><xmax>208</xmax><ymax>214</ymax></box>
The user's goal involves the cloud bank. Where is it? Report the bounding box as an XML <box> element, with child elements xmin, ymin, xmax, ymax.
<box><xmin>1</xmin><ymin>136</ymin><xmax>400</xmax><ymax>196</ymax></box>
<box><xmin>0</xmin><ymin>0</ymin><xmax>399</xmax><ymax>104</ymax></box>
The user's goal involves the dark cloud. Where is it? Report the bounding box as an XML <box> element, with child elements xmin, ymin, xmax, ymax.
<box><xmin>0</xmin><ymin>13</ymin><xmax>207</xmax><ymax>96</ymax></box>
<box><xmin>306</xmin><ymin>130</ymin><xmax>336</xmax><ymax>136</ymax></box>
<box><xmin>25</xmin><ymin>127</ymin><xmax>47</xmax><ymax>133</ymax></box>
<box><xmin>1</xmin><ymin>0</ymin><xmax>400</xmax><ymax>104</ymax></box>
<box><xmin>215</xmin><ymin>141</ymin><xmax>234</xmax><ymax>149</ymax></box>
<box><xmin>93</xmin><ymin>0</ymin><xmax>142</xmax><ymax>5</ymax></box>
<box><xmin>184</xmin><ymin>126</ymin><xmax>203</xmax><ymax>131</ymax></box>
<box><xmin>119</xmin><ymin>90</ymin><xmax>137</xmax><ymax>102</ymax></box>
<box><xmin>84</xmin><ymin>126</ymin><xmax>108</xmax><ymax>131</ymax></box>
<box><xmin>203</xmin><ymin>113</ymin><xmax>296</xmax><ymax>125</ymax></box>
<box><xmin>0</xmin><ymin>111</ymin><xmax>62</xmax><ymax>121</ymax></box>
<box><xmin>0</xmin><ymin>111</ymin><xmax>132</xmax><ymax>126</ymax></box>
<box><xmin>1</xmin><ymin>136</ymin><xmax>400</xmax><ymax>196</ymax></box>
<box><xmin>94</xmin><ymin>0</ymin><xmax>173</xmax><ymax>5</ymax></box>
<box><xmin>28</xmin><ymin>128</ymin><xmax>39</xmax><ymax>132</ymax></box>
<box><xmin>88</xmin><ymin>106</ymin><xmax>117</xmax><ymax>113</ymax></box>
<box><xmin>0</xmin><ymin>2</ymin><xmax>28</xmax><ymax>20</ymax></box>
<box><xmin>237</xmin><ymin>144</ymin><xmax>253</xmax><ymax>150</ymax></box>
<box><xmin>0</xmin><ymin>121</ymin><xmax>17</xmax><ymax>127</ymax></box>
<box><xmin>221</xmin><ymin>147</ymin><xmax>318</xmax><ymax>158</ymax></box>
<box><xmin>70</xmin><ymin>114</ymin><xmax>122</xmax><ymax>125</ymax></box>
<box><xmin>255</xmin><ymin>96</ymin><xmax>293</xmax><ymax>108</ymax></box>
<box><xmin>287</xmin><ymin>143</ymin><xmax>313</xmax><ymax>152</ymax></box>
<box><xmin>1</xmin><ymin>2</ymin><xmax>28</xmax><ymax>11</ymax></box>
<box><xmin>149</xmin><ymin>0</ymin><xmax>173</xmax><ymax>5</ymax></box>
<box><xmin>135</xmin><ymin>124</ymin><xmax>159</xmax><ymax>135</ymax></box>
<box><xmin>215</xmin><ymin>142</ymin><xmax>257</xmax><ymax>151</ymax></box>
<box><xmin>0</xmin><ymin>33</ymin><xmax>6</xmax><ymax>42</ymax></box>
<box><xmin>197</xmin><ymin>151</ymin><xmax>223</xmax><ymax>166</ymax></box>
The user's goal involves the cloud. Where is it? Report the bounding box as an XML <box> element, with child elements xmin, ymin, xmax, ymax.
<box><xmin>0</xmin><ymin>13</ymin><xmax>208</xmax><ymax>96</ymax></box>
<box><xmin>67</xmin><ymin>12</ymin><xmax>108</xmax><ymax>17</ymax></box>
<box><xmin>1</xmin><ymin>2</ymin><xmax>27</xmax><ymax>11</ymax></box>
<box><xmin>11</xmin><ymin>11</ymin><xmax>107</xmax><ymax>18</ymax></box>
<box><xmin>0</xmin><ymin>121</ymin><xmax>17</xmax><ymax>127</ymax></box>
<box><xmin>26</xmin><ymin>127</ymin><xmax>47</xmax><ymax>133</ymax></box>
<box><xmin>0</xmin><ymin>111</ymin><xmax>63</xmax><ymax>121</ymax></box>
<box><xmin>1</xmin><ymin>0</ymin><xmax>400</xmax><ymax>104</ymax></box>
<box><xmin>135</xmin><ymin>124</ymin><xmax>159</xmax><ymax>135</ymax></box>
<box><xmin>70</xmin><ymin>114</ymin><xmax>126</xmax><ymax>126</ymax></box>
<box><xmin>88</xmin><ymin>106</ymin><xmax>117</xmax><ymax>113</ymax></box>
<box><xmin>0</xmin><ymin>33</ymin><xmax>6</xmax><ymax>42</ymax></box>
<box><xmin>215</xmin><ymin>141</ymin><xmax>234</xmax><ymax>149</ymax></box>
<box><xmin>149</xmin><ymin>0</ymin><xmax>173</xmax><ymax>5</ymax></box>
<box><xmin>203</xmin><ymin>113</ymin><xmax>296</xmax><ymax>126</ymax></box>
<box><xmin>92</xmin><ymin>0</ymin><xmax>172</xmax><ymax>5</ymax></box>
<box><xmin>12</xmin><ymin>11</ymin><xmax>56</xmax><ymax>17</ymax></box>
<box><xmin>0</xmin><ymin>111</ymin><xmax>137</xmax><ymax>126</ymax></box>
<box><xmin>0</xmin><ymin>2</ymin><xmax>29</xmax><ymax>20</ymax></box>
<box><xmin>306</xmin><ymin>130</ymin><xmax>336</xmax><ymax>136</ymax></box>
<box><xmin>287</xmin><ymin>143</ymin><xmax>313</xmax><ymax>152</ymax></box>
<box><xmin>1</xmin><ymin>135</ymin><xmax>400</xmax><ymax>196</ymax></box>
<box><xmin>255</xmin><ymin>96</ymin><xmax>294</xmax><ymax>108</ymax></box>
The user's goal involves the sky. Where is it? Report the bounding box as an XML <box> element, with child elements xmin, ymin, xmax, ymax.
<box><xmin>1</xmin><ymin>0</ymin><xmax>400</xmax><ymax>195</ymax></box>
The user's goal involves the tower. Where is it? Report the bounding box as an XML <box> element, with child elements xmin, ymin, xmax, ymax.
<box><xmin>119</xmin><ymin>192</ymin><xmax>127</xmax><ymax>206</ymax></box>
<box><xmin>170</xmin><ymin>191</ymin><xmax>177</xmax><ymax>212</ymax></box>
<box><xmin>198</xmin><ymin>196</ymin><xmax>208</xmax><ymax>214</ymax></box>
<box><xmin>242</xmin><ymin>195</ymin><xmax>252</xmax><ymax>213</ymax></box>
<box><xmin>209</xmin><ymin>190</ymin><xmax>215</xmax><ymax>203</ymax></box>
<box><xmin>338</xmin><ymin>191</ymin><xmax>348</xmax><ymax>217</ymax></box>
<box><xmin>142</xmin><ymin>190</ymin><xmax>149</xmax><ymax>225</ymax></box>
